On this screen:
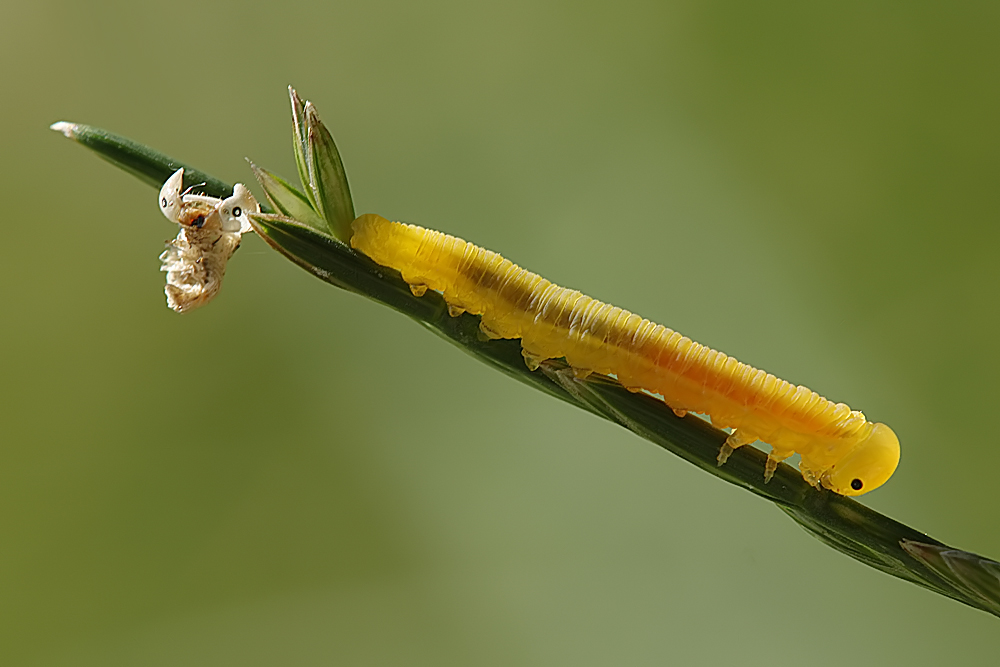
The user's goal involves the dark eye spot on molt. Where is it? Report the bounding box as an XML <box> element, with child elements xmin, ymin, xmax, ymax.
<box><xmin>233</xmin><ymin>206</ymin><xmax>242</xmax><ymax>217</ymax></box>
<box><xmin>192</xmin><ymin>215</ymin><xmax>205</xmax><ymax>229</ymax></box>
<box><xmin>851</xmin><ymin>478</ymin><xmax>864</xmax><ymax>491</ymax></box>
<box><xmin>161</xmin><ymin>197</ymin><xmax>168</xmax><ymax>208</ymax></box>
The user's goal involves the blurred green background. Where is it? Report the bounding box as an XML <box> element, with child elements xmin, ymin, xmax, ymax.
<box><xmin>3</xmin><ymin>1</ymin><xmax>999</xmax><ymax>664</ymax></box>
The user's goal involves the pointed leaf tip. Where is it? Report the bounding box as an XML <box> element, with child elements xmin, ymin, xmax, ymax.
<box><xmin>50</xmin><ymin>121</ymin><xmax>78</xmax><ymax>138</ymax></box>
<box><xmin>249</xmin><ymin>161</ymin><xmax>328</xmax><ymax>232</ymax></box>
<box><xmin>902</xmin><ymin>540</ymin><xmax>1000</xmax><ymax>614</ymax></box>
<box><xmin>303</xmin><ymin>100</ymin><xmax>355</xmax><ymax>243</ymax></box>
<box><xmin>289</xmin><ymin>86</ymin><xmax>313</xmax><ymax>211</ymax></box>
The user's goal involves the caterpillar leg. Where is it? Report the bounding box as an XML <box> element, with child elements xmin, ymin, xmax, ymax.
<box><xmin>408</xmin><ymin>283</ymin><xmax>428</xmax><ymax>297</ymax></box>
<box><xmin>521</xmin><ymin>348</ymin><xmax>550</xmax><ymax>371</ymax></box>
<box><xmin>717</xmin><ymin>429</ymin><xmax>757</xmax><ymax>466</ymax></box>
<box><xmin>764</xmin><ymin>449</ymin><xmax>792</xmax><ymax>483</ymax></box>
<box><xmin>799</xmin><ymin>465</ymin><xmax>823</xmax><ymax>489</ymax></box>
<box><xmin>479</xmin><ymin>321</ymin><xmax>503</xmax><ymax>340</ymax></box>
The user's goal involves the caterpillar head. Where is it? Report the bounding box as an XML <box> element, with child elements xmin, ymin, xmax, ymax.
<box><xmin>822</xmin><ymin>422</ymin><xmax>900</xmax><ymax>496</ymax></box>
<box><xmin>217</xmin><ymin>183</ymin><xmax>259</xmax><ymax>233</ymax></box>
<box><xmin>158</xmin><ymin>168</ymin><xmax>186</xmax><ymax>223</ymax></box>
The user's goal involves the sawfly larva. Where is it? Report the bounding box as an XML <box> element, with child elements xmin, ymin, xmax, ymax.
<box><xmin>156</xmin><ymin>168</ymin><xmax>258</xmax><ymax>313</ymax></box>
<box><xmin>350</xmin><ymin>213</ymin><xmax>900</xmax><ymax>497</ymax></box>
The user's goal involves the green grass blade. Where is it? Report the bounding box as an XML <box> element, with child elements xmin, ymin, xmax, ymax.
<box><xmin>304</xmin><ymin>102</ymin><xmax>355</xmax><ymax>241</ymax></box>
<box><xmin>50</xmin><ymin>121</ymin><xmax>233</xmax><ymax>200</ymax></box>
<box><xmin>288</xmin><ymin>86</ymin><xmax>315</xmax><ymax>212</ymax></box>
<box><xmin>50</xmin><ymin>122</ymin><xmax>271</xmax><ymax>215</ymax></box>
<box><xmin>902</xmin><ymin>540</ymin><xmax>1000</xmax><ymax>616</ymax></box>
<box><xmin>249</xmin><ymin>162</ymin><xmax>327</xmax><ymax>232</ymax></box>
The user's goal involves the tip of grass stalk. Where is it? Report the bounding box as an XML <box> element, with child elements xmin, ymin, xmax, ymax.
<box><xmin>50</xmin><ymin>121</ymin><xmax>79</xmax><ymax>138</ymax></box>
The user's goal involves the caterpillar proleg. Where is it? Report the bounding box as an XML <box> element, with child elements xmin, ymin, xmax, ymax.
<box><xmin>156</xmin><ymin>168</ymin><xmax>259</xmax><ymax>312</ymax></box>
<box><xmin>350</xmin><ymin>213</ymin><xmax>900</xmax><ymax>497</ymax></box>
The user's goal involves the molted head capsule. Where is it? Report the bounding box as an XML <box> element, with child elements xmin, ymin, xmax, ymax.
<box><xmin>217</xmin><ymin>183</ymin><xmax>259</xmax><ymax>233</ymax></box>
<box><xmin>822</xmin><ymin>422</ymin><xmax>900</xmax><ymax>496</ymax></box>
<box><xmin>159</xmin><ymin>168</ymin><xmax>186</xmax><ymax>223</ymax></box>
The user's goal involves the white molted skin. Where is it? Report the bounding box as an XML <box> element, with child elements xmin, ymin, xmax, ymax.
<box><xmin>158</xmin><ymin>168</ymin><xmax>189</xmax><ymax>223</ymax></box>
<box><xmin>217</xmin><ymin>183</ymin><xmax>258</xmax><ymax>234</ymax></box>
<box><xmin>155</xmin><ymin>168</ymin><xmax>259</xmax><ymax>312</ymax></box>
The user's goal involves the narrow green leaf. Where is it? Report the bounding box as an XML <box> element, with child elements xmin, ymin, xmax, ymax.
<box><xmin>288</xmin><ymin>86</ymin><xmax>314</xmax><ymax>210</ymax></box>
<box><xmin>902</xmin><ymin>540</ymin><xmax>1000</xmax><ymax>616</ymax></box>
<box><xmin>249</xmin><ymin>162</ymin><xmax>328</xmax><ymax>232</ymax></box>
<box><xmin>305</xmin><ymin>101</ymin><xmax>355</xmax><ymax>242</ymax></box>
<box><xmin>50</xmin><ymin>121</ymin><xmax>233</xmax><ymax>200</ymax></box>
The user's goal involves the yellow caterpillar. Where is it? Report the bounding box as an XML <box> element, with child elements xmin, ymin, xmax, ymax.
<box><xmin>350</xmin><ymin>213</ymin><xmax>900</xmax><ymax>496</ymax></box>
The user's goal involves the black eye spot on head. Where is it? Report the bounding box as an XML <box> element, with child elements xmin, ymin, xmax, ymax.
<box><xmin>192</xmin><ymin>215</ymin><xmax>205</xmax><ymax>229</ymax></box>
<box><xmin>161</xmin><ymin>197</ymin><xmax>168</xmax><ymax>208</ymax></box>
<box><xmin>232</xmin><ymin>206</ymin><xmax>242</xmax><ymax>217</ymax></box>
<box><xmin>851</xmin><ymin>478</ymin><xmax>863</xmax><ymax>491</ymax></box>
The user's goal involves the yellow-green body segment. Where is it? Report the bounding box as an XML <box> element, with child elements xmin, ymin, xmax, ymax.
<box><xmin>351</xmin><ymin>214</ymin><xmax>900</xmax><ymax>496</ymax></box>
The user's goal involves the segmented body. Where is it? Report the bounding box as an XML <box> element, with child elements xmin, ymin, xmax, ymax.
<box><xmin>350</xmin><ymin>213</ymin><xmax>900</xmax><ymax>495</ymax></box>
<box><xmin>159</xmin><ymin>222</ymin><xmax>242</xmax><ymax>313</ymax></box>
